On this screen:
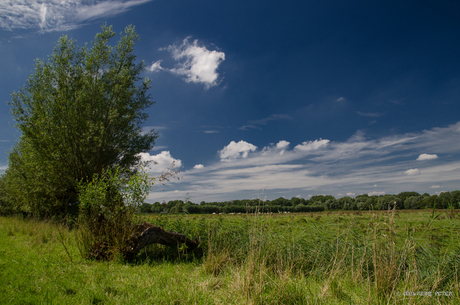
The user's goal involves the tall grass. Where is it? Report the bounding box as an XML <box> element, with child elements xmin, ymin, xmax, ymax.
<box><xmin>1</xmin><ymin>208</ymin><xmax>459</xmax><ymax>304</ymax></box>
<box><xmin>142</xmin><ymin>208</ymin><xmax>460</xmax><ymax>303</ymax></box>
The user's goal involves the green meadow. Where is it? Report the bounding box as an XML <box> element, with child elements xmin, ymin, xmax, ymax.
<box><xmin>1</xmin><ymin>209</ymin><xmax>459</xmax><ymax>304</ymax></box>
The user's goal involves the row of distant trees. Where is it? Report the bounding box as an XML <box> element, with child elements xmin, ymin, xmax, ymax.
<box><xmin>139</xmin><ymin>191</ymin><xmax>460</xmax><ymax>214</ymax></box>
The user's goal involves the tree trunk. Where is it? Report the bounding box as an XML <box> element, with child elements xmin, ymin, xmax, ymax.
<box><xmin>123</xmin><ymin>222</ymin><xmax>200</xmax><ymax>260</ymax></box>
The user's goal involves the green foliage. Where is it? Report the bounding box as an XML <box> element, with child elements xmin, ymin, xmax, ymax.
<box><xmin>0</xmin><ymin>173</ymin><xmax>18</xmax><ymax>215</ymax></box>
<box><xmin>310</xmin><ymin>194</ymin><xmax>335</xmax><ymax>204</ymax></box>
<box><xmin>404</xmin><ymin>195</ymin><xmax>421</xmax><ymax>209</ymax></box>
<box><xmin>76</xmin><ymin>165</ymin><xmax>152</xmax><ymax>260</ymax></box>
<box><xmin>397</xmin><ymin>191</ymin><xmax>421</xmax><ymax>204</ymax></box>
<box><xmin>141</xmin><ymin>191</ymin><xmax>460</xmax><ymax>215</ymax></box>
<box><xmin>1</xmin><ymin>24</ymin><xmax>156</xmax><ymax>217</ymax></box>
<box><xmin>337</xmin><ymin>196</ymin><xmax>353</xmax><ymax>210</ymax></box>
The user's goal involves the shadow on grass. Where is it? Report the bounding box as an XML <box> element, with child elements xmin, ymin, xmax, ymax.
<box><xmin>127</xmin><ymin>243</ymin><xmax>204</xmax><ymax>266</ymax></box>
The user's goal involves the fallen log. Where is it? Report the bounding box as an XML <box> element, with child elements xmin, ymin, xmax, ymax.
<box><xmin>123</xmin><ymin>222</ymin><xmax>200</xmax><ymax>260</ymax></box>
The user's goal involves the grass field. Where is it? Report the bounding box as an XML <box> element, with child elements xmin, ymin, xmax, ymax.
<box><xmin>0</xmin><ymin>209</ymin><xmax>459</xmax><ymax>304</ymax></box>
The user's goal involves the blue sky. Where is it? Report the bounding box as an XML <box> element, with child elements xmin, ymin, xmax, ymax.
<box><xmin>1</xmin><ymin>0</ymin><xmax>459</xmax><ymax>203</ymax></box>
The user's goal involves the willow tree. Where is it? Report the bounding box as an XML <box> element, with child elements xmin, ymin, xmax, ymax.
<box><xmin>2</xmin><ymin>24</ymin><xmax>157</xmax><ymax>217</ymax></box>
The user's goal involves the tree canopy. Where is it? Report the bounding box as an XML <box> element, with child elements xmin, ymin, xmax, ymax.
<box><xmin>0</xmin><ymin>24</ymin><xmax>156</xmax><ymax>217</ymax></box>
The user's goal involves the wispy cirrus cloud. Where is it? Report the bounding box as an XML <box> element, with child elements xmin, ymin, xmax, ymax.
<box><xmin>239</xmin><ymin>114</ymin><xmax>293</xmax><ymax>130</ymax></box>
<box><xmin>357</xmin><ymin>111</ymin><xmax>384</xmax><ymax>118</ymax></box>
<box><xmin>0</xmin><ymin>0</ymin><xmax>152</xmax><ymax>32</ymax></box>
<box><xmin>147</xmin><ymin>60</ymin><xmax>163</xmax><ymax>72</ymax></box>
<box><xmin>147</xmin><ymin>122</ymin><xmax>460</xmax><ymax>202</ymax></box>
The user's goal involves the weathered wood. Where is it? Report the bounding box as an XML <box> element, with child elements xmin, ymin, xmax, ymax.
<box><xmin>123</xmin><ymin>222</ymin><xmax>200</xmax><ymax>260</ymax></box>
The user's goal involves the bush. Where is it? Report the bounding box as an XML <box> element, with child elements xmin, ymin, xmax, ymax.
<box><xmin>76</xmin><ymin>165</ymin><xmax>152</xmax><ymax>260</ymax></box>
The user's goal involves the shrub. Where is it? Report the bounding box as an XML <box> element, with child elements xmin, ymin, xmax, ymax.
<box><xmin>76</xmin><ymin>165</ymin><xmax>152</xmax><ymax>260</ymax></box>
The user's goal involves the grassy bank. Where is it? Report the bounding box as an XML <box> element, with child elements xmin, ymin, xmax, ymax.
<box><xmin>0</xmin><ymin>209</ymin><xmax>459</xmax><ymax>304</ymax></box>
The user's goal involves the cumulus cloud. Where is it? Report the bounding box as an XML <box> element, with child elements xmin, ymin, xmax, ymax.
<box><xmin>160</xmin><ymin>37</ymin><xmax>225</xmax><ymax>88</ymax></box>
<box><xmin>404</xmin><ymin>168</ymin><xmax>420</xmax><ymax>176</ymax></box>
<box><xmin>347</xmin><ymin>193</ymin><xmax>356</xmax><ymax>196</ymax></box>
<box><xmin>276</xmin><ymin>140</ymin><xmax>290</xmax><ymax>149</ymax></box>
<box><xmin>294</xmin><ymin>139</ymin><xmax>330</xmax><ymax>152</ymax></box>
<box><xmin>193</xmin><ymin>164</ymin><xmax>204</xmax><ymax>169</ymax></box>
<box><xmin>0</xmin><ymin>0</ymin><xmax>153</xmax><ymax>32</ymax></box>
<box><xmin>138</xmin><ymin>151</ymin><xmax>182</xmax><ymax>174</ymax></box>
<box><xmin>417</xmin><ymin>153</ymin><xmax>438</xmax><ymax>161</ymax></box>
<box><xmin>219</xmin><ymin>140</ymin><xmax>257</xmax><ymax>161</ymax></box>
<box><xmin>271</xmin><ymin>140</ymin><xmax>290</xmax><ymax>155</ymax></box>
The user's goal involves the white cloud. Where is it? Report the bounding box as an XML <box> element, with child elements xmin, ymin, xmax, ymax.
<box><xmin>150</xmin><ymin>145</ymin><xmax>168</xmax><ymax>151</ymax></box>
<box><xmin>294</xmin><ymin>139</ymin><xmax>330</xmax><ymax>152</ymax></box>
<box><xmin>0</xmin><ymin>0</ymin><xmax>153</xmax><ymax>32</ymax></box>
<box><xmin>162</xmin><ymin>37</ymin><xmax>225</xmax><ymax>88</ymax></box>
<box><xmin>417</xmin><ymin>153</ymin><xmax>438</xmax><ymax>161</ymax></box>
<box><xmin>276</xmin><ymin>140</ymin><xmax>290</xmax><ymax>150</ymax></box>
<box><xmin>74</xmin><ymin>0</ymin><xmax>151</xmax><ymax>22</ymax></box>
<box><xmin>430</xmin><ymin>185</ymin><xmax>441</xmax><ymax>188</ymax></box>
<box><xmin>147</xmin><ymin>60</ymin><xmax>163</xmax><ymax>72</ymax></box>
<box><xmin>336</xmin><ymin>97</ymin><xmax>345</xmax><ymax>102</ymax></box>
<box><xmin>368</xmin><ymin>191</ymin><xmax>385</xmax><ymax>196</ymax></box>
<box><xmin>40</xmin><ymin>3</ymin><xmax>47</xmax><ymax>29</ymax></box>
<box><xmin>404</xmin><ymin>168</ymin><xmax>420</xmax><ymax>176</ymax></box>
<box><xmin>193</xmin><ymin>164</ymin><xmax>204</xmax><ymax>169</ymax></box>
<box><xmin>204</xmin><ymin>130</ymin><xmax>219</xmax><ymax>134</ymax></box>
<box><xmin>138</xmin><ymin>151</ymin><xmax>182</xmax><ymax>174</ymax></box>
<box><xmin>219</xmin><ymin>140</ymin><xmax>257</xmax><ymax>161</ymax></box>
<box><xmin>146</xmin><ymin>122</ymin><xmax>460</xmax><ymax>203</ymax></box>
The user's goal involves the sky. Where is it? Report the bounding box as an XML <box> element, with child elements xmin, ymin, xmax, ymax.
<box><xmin>1</xmin><ymin>0</ymin><xmax>460</xmax><ymax>203</ymax></box>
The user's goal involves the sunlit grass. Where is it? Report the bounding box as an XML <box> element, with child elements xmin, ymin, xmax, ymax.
<box><xmin>1</xmin><ymin>209</ymin><xmax>459</xmax><ymax>304</ymax></box>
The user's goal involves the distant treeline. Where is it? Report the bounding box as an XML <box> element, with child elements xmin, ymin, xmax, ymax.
<box><xmin>140</xmin><ymin>191</ymin><xmax>460</xmax><ymax>214</ymax></box>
